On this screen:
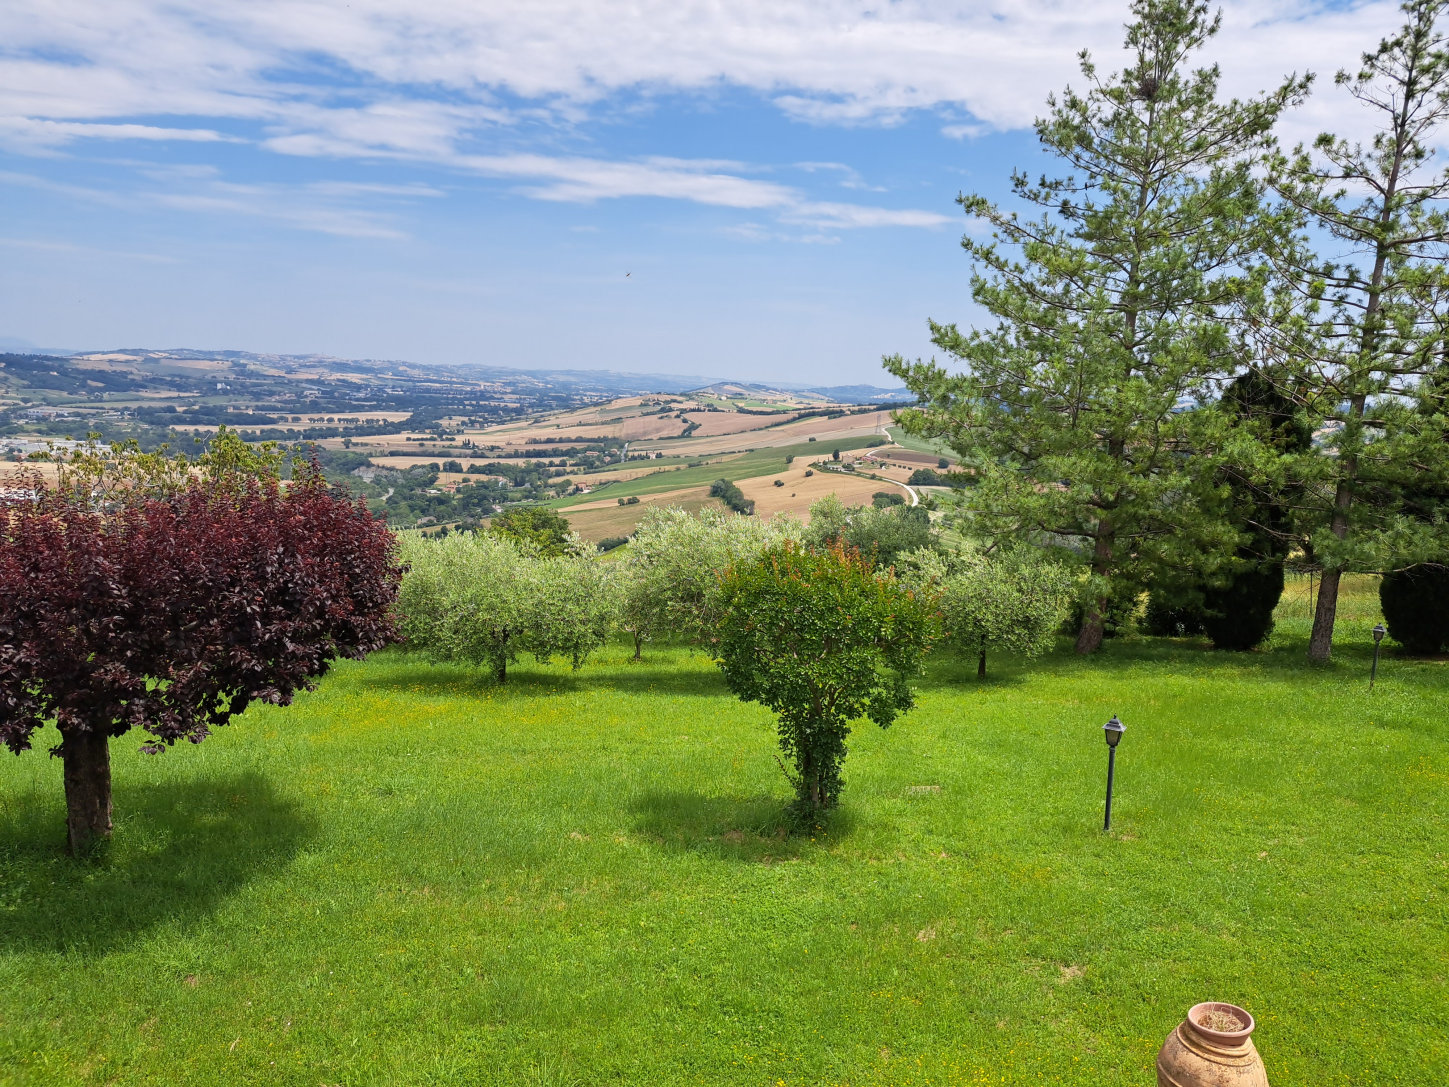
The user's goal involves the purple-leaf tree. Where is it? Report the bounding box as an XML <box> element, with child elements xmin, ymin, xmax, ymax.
<box><xmin>0</xmin><ymin>466</ymin><xmax>400</xmax><ymax>853</ymax></box>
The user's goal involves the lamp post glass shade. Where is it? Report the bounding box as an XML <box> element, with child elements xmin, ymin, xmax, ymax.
<box><xmin>1101</xmin><ymin>715</ymin><xmax>1124</xmax><ymax>831</ymax></box>
<box><xmin>1370</xmin><ymin>624</ymin><xmax>1387</xmax><ymax>689</ymax></box>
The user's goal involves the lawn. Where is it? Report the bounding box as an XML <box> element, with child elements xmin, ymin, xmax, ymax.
<box><xmin>0</xmin><ymin>585</ymin><xmax>1445</xmax><ymax>1086</ymax></box>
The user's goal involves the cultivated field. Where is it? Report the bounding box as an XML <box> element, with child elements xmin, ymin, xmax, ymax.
<box><xmin>1</xmin><ymin>584</ymin><xmax>1443</xmax><ymax>1085</ymax></box>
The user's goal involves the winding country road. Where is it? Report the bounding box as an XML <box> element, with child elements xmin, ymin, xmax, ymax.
<box><xmin>859</xmin><ymin>440</ymin><xmax>919</xmax><ymax>507</ymax></box>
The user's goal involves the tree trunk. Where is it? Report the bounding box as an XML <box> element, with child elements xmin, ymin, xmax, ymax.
<box><xmin>632</xmin><ymin>631</ymin><xmax>642</xmax><ymax>661</ymax></box>
<box><xmin>1308</xmin><ymin>567</ymin><xmax>1342</xmax><ymax>663</ymax></box>
<box><xmin>60</xmin><ymin>728</ymin><xmax>112</xmax><ymax>855</ymax></box>
<box><xmin>1308</xmin><ymin>435</ymin><xmax>1359</xmax><ymax>662</ymax></box>
<box><xmin>977</xmin><ymin>638</ymin><xmax>987</xmax><ymax>679</ymax></box>
<box><xmin>496</xmin><ymin>657</ymin><xmax>507</xmax><ymax>684</ymax></box>
<box><xmin>1076</xmin><ymin>521</ymin><xmax>1115</xmax><ymax>655</ymax></box>
<box><xmin>798</xmin><ymin>744</ymin><xmax>821</xmax><ymax>812</ymax></box>
<box><xmin>1075</xmin><ymin>611</ymin><xmax>1105</xmax><ymax>655</ymax></box>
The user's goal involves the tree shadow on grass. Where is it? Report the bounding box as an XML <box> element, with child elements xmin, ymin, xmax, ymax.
<box><xmin>522</xmin><ymin>666</ymin><xmax>732</xmax><ymax>698</ymax></box>
<box><xmin>630</xmin><ymin>789</ymin><xmax>856</xmax><ymax>863</ymax></box>
<box><xmin>0</xmin><ymin>771</ymin><xmax>311</xmax><ymax>954</ymax></box>
<box><xmin>352</xmin><ymin>659</ymin><xmax>731</xmax><ymax>700</ymax></box>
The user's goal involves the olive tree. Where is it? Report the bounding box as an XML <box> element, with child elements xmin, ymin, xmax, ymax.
<box><xmin>902</xmin><ymin>549</ymin><xmax>1073</xmax><ymax>678</ymax></box>
<box><xmin>396</xmin><ymin>531</ymin><xmax>619</xmax><ymax>680</ymax></box>
<box><xmin>804</xmin><ymin>494</ymin><xmax>937</xmax><ymax>569</ymax></box>
<box><xmin>714</xmin><ymin>543</ymin><xmax>938</xmax><ymax>813</ymax></box>
<box><xmin>396</xmin><ymin>531</ymin><xmax>534</xmax><ymax>683</ymax></box>
<box><xmin>528</xmin><ymin>550</ymin><xmax>621</xmax><ymax>669</ymax></box>
<box><xmin>618</xmin><ymin>506</ymin><xmax>798</xmax><ymax>657</ymax></box>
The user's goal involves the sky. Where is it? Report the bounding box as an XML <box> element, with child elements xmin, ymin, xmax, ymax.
<box><xmin>0</xmin><ymin>1</ymin><xmax>1421</xmax><ymax>385</ymax></box>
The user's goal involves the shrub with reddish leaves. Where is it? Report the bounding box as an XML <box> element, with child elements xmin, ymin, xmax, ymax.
<box><xmin>0</xmin><ymin>467</ymin><xmax>400</xmax><ymax>853</ymax></box>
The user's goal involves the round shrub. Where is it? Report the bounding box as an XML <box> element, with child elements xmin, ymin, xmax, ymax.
<box><xmin>1380</xmin><ymin>563</ymin><xmax>1449</xmax><ymax>654</ymax></box>
<box><xmin>1201</xmin><ymin>560</ymin><xmax>1281</xmax><ymax>651</ymax></box>
<box><xmin>1143</xmin><ymin>591</ymin><xmax>1205</xmax><ymax>637</ymax></box>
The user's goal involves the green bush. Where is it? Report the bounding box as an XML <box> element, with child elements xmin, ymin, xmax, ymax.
<box><xmin>1381</xmin><ymin>563</ymin><xmax>1449</xmax><ymax>654</ymax></box>
<box><xmin>709</xmin><ymin>478</ymin><xmax>754</xmax><ymax>515</ymax></box>
<box><xmin>1142</xmin><ymin>590</ymin><xmax>1205</xmax><ymax>637</ymax></box>
<box><xmin>714</xmin><ymin>543</ymin><xmax>937</xmax><ymax>813</ymax></box>
<box><xmin>1202</xmin><ymin>561</ymin><xmax>1282</xmax><ymax>651</ymax></box>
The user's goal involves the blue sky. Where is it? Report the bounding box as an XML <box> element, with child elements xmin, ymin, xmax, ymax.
<box><xmin>0</xmin><ymin>1</ymin><xmax>1414</xmax><ymax>385</ymax></box>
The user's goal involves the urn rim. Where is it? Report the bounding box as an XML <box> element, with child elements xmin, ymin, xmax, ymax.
<box><xmin>1187</xmin><ymin>1001</ymin><xmax>1256</xmax><ymax>1045</ymax></box>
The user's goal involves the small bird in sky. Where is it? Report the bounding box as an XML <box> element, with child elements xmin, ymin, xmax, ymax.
<box><xmin>625</xmin><ymin>272</ymin><xmax>631</xmax><ymax>277</ymax></box>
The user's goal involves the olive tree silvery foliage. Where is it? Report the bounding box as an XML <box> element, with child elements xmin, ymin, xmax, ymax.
<box><xmin>395</xmin><ymin>531</ymin><xmax>619</xmax><ymax>682</ymax></box>
<box><xmin>898</xmin><ymin>547</ymin><xmax>1073</xmax><ymax>678</ymax></box>
<box><xmin>617</xmin><ymin>506</ymin><xmax>799</xmax><ymax>657</ymax></box>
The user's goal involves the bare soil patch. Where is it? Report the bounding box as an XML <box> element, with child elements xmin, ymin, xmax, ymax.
<box><xmin>734</xmin><ymin>466</ymin><xmax>889</xmax><ymax>518</ymax></box>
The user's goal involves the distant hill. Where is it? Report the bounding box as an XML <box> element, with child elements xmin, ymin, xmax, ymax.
<box><xmin>0</xmin><ymin>348</ymin><xmax>716</xmax><ymax>408</ymax></box>
<box><xmin>690</xmin><ymin>380</ymin><xmax>911</xmax><ymax>405</ymax></box>
<box><xmin>0</xmin><ymin>347</ymin><xmax>908</xmax><ymax>408</ymax></box>
<box><xmin>804</xmin><ymin>383</ymin><xmax>913</xmax><ymax>404</ymax></box>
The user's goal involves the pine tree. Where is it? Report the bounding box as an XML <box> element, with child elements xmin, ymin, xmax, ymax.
<box><xmin>1265</xmin><ymin>0</ymin><xmax>1449</xmax><ymax>661</ymax></box>
<box><xmin>1198</xmin><ymin>368</ymin><xmax>1314</xmax><ymax>650</ymax></box>
<box><xmin>886</xmin><ymin>0</ymin><xmax>1307</xmax><ymax>653</ymax></box>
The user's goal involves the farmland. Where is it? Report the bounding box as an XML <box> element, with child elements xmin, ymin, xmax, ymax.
<box><xmin>1</xmin><ymin>351</ymin><xmax>921</xmax><ymax>533</ymax></box>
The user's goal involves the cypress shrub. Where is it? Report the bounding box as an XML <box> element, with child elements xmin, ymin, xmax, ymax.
<box><xmin>1143</xmin><ymin>591</ymin><xmax>1205</xmax><ymax>637</ymax></box>
<box><xmin>1197</xmin><ymin>369</ymin><xmax>1310</xmax><ymax>651</ymax></box>
<box><xmin>1201</xmin><ymin>556</ymin><xmax>1282</xmax><ymax>650</ymax></box>
<box><xmin>1380</xmin><ymin>563</ymin><xmax>1449</xmax><ymax>654</ymax></box>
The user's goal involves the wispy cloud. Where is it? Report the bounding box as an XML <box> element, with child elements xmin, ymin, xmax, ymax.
<box><xmin>453</xmin><ymin>152</ymin><xmax>948</xmax><ymax>229</ymax></box>
<box><xmin>0</xmin><ymin>236</ymin><xmax>181</xmax><ymax>263</ymax></box>
<box><xmin>0</xmin><ymin>0</ymin><xmax>1423</xmax><ymax>241</ymax></box>
<box><xmin>794</xmin><ymin>161</ymin><xmax>887</xmax><ymax>192</ymax></box>
<box><xmin>0</xmin><ymin>169</ymin><xmax>428</xmax><ymax>240</ymax></box>
<box><xmin>0</xmin><ymin>2</ymin><xmax>1413</xmax><ymax>153</ymax></box>
<box><xmin>0</xmin><ymin>118</ymin><xmax>240</xmax><ymax>148</ymax></box>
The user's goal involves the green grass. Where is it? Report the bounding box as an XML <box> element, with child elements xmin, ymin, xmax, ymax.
<box><xmin>1</xmin><ymin>594</ymin><xmax>1446</xmax><ymax>1086</ymax></box>
<box><xmin>885</xmin><ymin>427</ymin><xmax>955</xmax><ymax>461</ymax></box>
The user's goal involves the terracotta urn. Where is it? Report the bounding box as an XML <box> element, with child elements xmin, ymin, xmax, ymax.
<box><xmin>1156</xmin><ymin>1002</ymin><xmax>1268</xmax><ymax>1087</ymax></box>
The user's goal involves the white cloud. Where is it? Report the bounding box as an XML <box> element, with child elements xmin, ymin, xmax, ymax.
<box><xmin>940</xmin><ymin>123</ymin><xmax>991</xmax><ymax>141</ymax></box>
<box><xmin>784</xmin><ymin>201</ymin><xmax>952</xmax><ymax>230</ymax></box>
<box><xmin>0</xmin><ymin>168</ymin><xmax>427</xmax><ymax>240</ymax></box>
<box><xmin>0</xmin><ymin>118</ymin><xmax>239</xmax><ymax>148</ymax></box>
<box><xmin>453</xmin><ymin>152</ymin><xmax>949</xmax><ymax>229</ymax></box>
<box><xmin>0</xmin><ymin>2</ymin><xmax>1414</xmax><ymax>150</ymax></box>
<box><xmin>0</xmin><ymin>0</ymin><xmax>1426</xmax><ymax>236</ymax></box>
<box><xmin>0</xmin><ymin>236</ymin><xmax>181</xmax><ymax>263</ymax></box>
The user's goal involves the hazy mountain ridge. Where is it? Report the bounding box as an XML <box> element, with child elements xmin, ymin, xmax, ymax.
<box><xmin>0</xmin><ymin>348</ymin><xmax>907</xmax><ymax>405</ymax></box>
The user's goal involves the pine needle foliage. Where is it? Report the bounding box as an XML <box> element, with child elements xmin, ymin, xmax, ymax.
<box><xmin>886</xmin><ymin>0</ymin><xmax>1308</xmax><ymax>654</ymax></box>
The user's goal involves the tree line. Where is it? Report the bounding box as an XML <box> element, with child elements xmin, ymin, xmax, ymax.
<box><xmin>886</xmin><ymin>0</ymin><xmax>1449</xmax><ymax>662</ymax></box>
<box><xmin>395</xmin><ymin>502</ymin><xmax>1075</xmax><ymax>812</ymax></box>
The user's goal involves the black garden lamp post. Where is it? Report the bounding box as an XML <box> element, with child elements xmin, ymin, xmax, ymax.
<box><xmin>1371</xmin><ymin>623</ymin><xmax>1386</xmax><ymax>690</ymax></box>
<box><xmin>1102</xmin><ymin>715</ymin><xmax>1125</xmax><ymax>832</ymax></box>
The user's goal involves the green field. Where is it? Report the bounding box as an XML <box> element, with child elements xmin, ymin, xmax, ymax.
<box><xmin>550</xmin><ymin>439</ymin><xmax>876</xmax><ymax>509</ymax></box>
<box><xmin>1</xmin><ymin>585</ymin><xmax>1445</xmax><ymax>1085</ymax></box>
<box><xmin>885</xmin><ymin>427</ymin><xmax>956</xmax><ymax>461</ymax></box>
